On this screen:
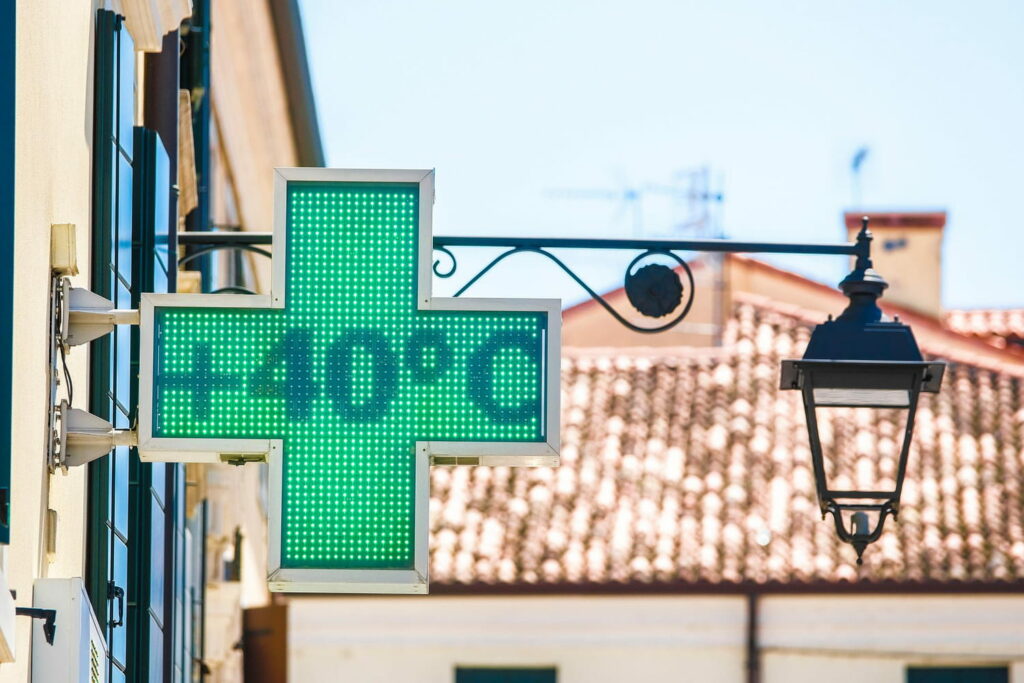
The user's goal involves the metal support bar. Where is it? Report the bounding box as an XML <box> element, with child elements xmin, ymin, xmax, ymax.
<box><xmin>53</xmin><ymin>400</ymin><xmax>137</xmax><ymax>470</ymax></box>
<box><xmin>433</xmin><ymin>235</ymin><xmax>864</xmax><ymax>257</ymax></box>
<box><xmin>62</xmin><ymin>283</ymin><xmax>139</xmax><ymax>348</ymax></box>
<box><xmin>177</xmin><ymin>230</ymin><xmax>865</xmax><ymax>258</ymax></box>
<box><xmin>178</xmin><ymin>231</ymin><xmax>272</xmax><ymax>245</ymax></box>
<box><xmin>16</xmin><ymin>607</ymin><xmax>56</xmax><ymax>645</ymax></box>
<box><xmin>69</xmin><ymin>308</ymin><xmax>140</xmax><ymax>326</ymax></box>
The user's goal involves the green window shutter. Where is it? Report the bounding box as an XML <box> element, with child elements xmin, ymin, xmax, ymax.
<box><xmin>0</xmin><ymin>0</ymin><xmax>15</xmax><ymax>544</ymax></box>
<box><xmin>128</xmin><ymin>126</ymin><xmax>173</xmax><ymax>682</ymax></box>
<box><xmin>85</xmin><ymin>0</ymin><xmax>117</xmax><ymax>640</ymax></box>
<box><xmin>87</xmin><ymin>9</ymin><xmax>136</xmax><ymax>681</ymax></box>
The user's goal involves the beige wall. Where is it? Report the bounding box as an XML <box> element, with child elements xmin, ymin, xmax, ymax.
<box><xmin>201</xmin><ymin>462</ymin><xmax>272</xmax><ymax>683</ymax></box>
<box><xmin>845</xmin><ymin>224</ymin><xmax>943</xmax><ymax>318</ymax></box>
<box><xmin>206</xmin><ymin>0</ymin><xmax>299</xmax><ymax>296</ymax></box>
<box><xmin>289</xmin><ymin>594</ymin><xmax>1024</xmax><ymax>683</ymax></box>
<box><xmin>3</xmin><ymin>0</ymin><xmax>98</xmax><ymax>679</ymax></box>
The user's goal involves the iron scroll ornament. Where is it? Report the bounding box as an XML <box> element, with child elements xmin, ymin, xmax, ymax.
<box><xmin>432</xmin><ymin>245</ymin><xmax>696</xmax><ymax>334</ymax></box>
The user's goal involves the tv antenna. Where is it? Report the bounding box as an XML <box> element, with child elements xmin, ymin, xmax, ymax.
<box><xmin>546</xmin><ymin>166</ymin><xmax>723</xmax><ymax>239</ymax></box>
<box><xmin>850</xmin><ymin>146</ymin><xmax>870</xmax><ymax>207</ymax></box>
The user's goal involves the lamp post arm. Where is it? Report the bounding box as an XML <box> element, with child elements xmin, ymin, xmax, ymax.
<box><xmin>432</xmin><ymin>235</ymin><xmax>863</xmax><ymax>257</ymax></box>
<box><xmin>178</xmin><ymin>230</ymin><xmax>868</xmax><ymax>258</ymax></box>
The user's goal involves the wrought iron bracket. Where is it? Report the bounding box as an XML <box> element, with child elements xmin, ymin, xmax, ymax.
<box><xmin>176</xmin><ymin>229</ymin><xmax>871</xmax><ymax>334</ymax></box>
<box><xmin>433</xmin><ymin>244</ymin><xmax>696</xmax><ymax>333</ymax></box>
<box><xmin>432</xmin><ymin>233</ymin><xmax>868</xmax><ymax>333</ymax></box>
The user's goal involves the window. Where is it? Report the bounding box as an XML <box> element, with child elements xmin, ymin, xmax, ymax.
<box><xmin>87</xmin><ymin>12</ymin><xmax>137</xmax><ymax>681</ymax></box>
<box><xmin>907</xmin><ymin>667</ymin><xmax>1009</xmax><ymax>683</ymax></box>
<box><xmin>129</xmin><ymin>126</ymin><xmax>175</xmax><ymax>682</ymax></box>
<box><xmin>455</xmin><ymin>668</ymin><xmax>557</xmax><ymax>683</ymax></box>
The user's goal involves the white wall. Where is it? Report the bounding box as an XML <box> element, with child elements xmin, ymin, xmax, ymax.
<box><xmin>2</xmin><ymin>0</ymin><xmax>96</xmax><ymax>680</ymax></box>
<box><xmin>290</xmin><ymin>594</ymin><xmax>1024</xmax><ymax>683</ymax></box>
<box><xmin>761</xmin><ymin>595</ymin><xmax>1024</xmax><ymax>683</ymax></box>
<box><xmin>289</xmin><ymin>595</ymin><xmax>746</xmax><ymax>683</ymax></box>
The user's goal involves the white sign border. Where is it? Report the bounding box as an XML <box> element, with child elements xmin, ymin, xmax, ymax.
<box><xmin>138</xmin><ymin>168</ymin><xmax>561</xmax><ymax>594</ymax></box>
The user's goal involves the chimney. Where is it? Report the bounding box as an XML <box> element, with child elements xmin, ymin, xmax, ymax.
<box><xmin>843</xmin><ymin>211</ymin><xmax>946</xmax><ymax>319</ymax></box>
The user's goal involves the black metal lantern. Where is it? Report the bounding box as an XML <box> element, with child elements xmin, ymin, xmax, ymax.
<box><xmin>780</xmin><ymin>222</ymin><xmax>945</xmax><ymax>563</ymax></box>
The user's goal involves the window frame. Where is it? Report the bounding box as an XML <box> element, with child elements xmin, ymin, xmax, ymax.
<box><xmin>455</xmin><ymin>667</ymin><xmax>558</xmax><ymax>683</ymax></box>
<box><xmin>907</xmin><ymin>665</ymin><xmax>1010</xmax><ymax>683</ymax></box>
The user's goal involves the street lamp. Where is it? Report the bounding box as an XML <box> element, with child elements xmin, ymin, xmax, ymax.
<box><xmin>781</xmin><ymin>221</ymin><xmax>945</xmax><ymax>563</ymax></box>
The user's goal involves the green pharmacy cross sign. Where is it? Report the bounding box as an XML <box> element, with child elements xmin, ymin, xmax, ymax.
<box><xmin>138</xmin><ymin>169</ymin><xmax>560</xmax><ymax>594</ymax></box>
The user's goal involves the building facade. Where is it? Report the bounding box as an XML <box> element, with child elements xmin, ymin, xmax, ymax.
<box><xmin>3</xmin><ymin>1</ymin><xmax>320</xmax><ymax>680</ymax></box>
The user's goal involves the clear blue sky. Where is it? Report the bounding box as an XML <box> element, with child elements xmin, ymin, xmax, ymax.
<box><xmin>299</xmin><ymin>0</ymin><xmax>1024</xmax><ymax>310</ymax></box>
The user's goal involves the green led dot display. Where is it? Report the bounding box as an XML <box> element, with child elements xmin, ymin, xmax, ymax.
<box><xmin>152</xmin><ymin>181</ymin><xmax>547</xmax><ymax>571</ymax></box>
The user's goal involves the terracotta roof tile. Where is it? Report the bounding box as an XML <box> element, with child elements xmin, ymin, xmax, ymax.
<box><xmin>946</xmin><ymin>308</ymin><xmax>1024</xmax><ymax>350</ymax></box>
<box><xmin>429</xmin><ymin>301</ymin><xmax>1024</xmax><ymax>589</ymax></box>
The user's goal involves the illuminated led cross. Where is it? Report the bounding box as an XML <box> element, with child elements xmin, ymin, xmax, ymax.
<box><xmin>138</xmin><ymin>169</ymin><xmax>559</xmax><ymax>594</ymax></box>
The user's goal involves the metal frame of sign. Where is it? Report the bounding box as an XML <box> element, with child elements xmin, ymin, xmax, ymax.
<box><xmin>137</xmin><ymin>168</ymin><xmax>560</xmax><ymax>594</ymax></box>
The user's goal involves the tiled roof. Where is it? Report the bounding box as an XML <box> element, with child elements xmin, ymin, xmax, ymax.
<box><xmin>429</xmin><ymin>298</ymin><xmax>1024</xmax><ymax>590</ymax></box>
<box><xmin>843</xmin><ymin>211</ymin><xmax>947</xmax><ymax>231</ymax></box>
<box><xmin>946</xmin><ymin>309</ymin><xmax>1024</xmax><ymax>350</ymax></box>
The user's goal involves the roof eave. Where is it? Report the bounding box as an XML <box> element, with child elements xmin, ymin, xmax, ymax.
<box><xmin>267</xmin><ymin>0</ymin><xmax>325</xmax><ymax>167</ymax></box>
<box><xmin>427</xmin><ymin>579</ymin><xmax>1024</xmax><ymax>596</ymax></box>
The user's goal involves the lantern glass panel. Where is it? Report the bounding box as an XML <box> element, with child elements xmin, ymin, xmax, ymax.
<box><xmin>813</xmin><ymin>387</ymin><xmax>910</xmax><ymax>407</ymax></box>
<box><xmin>807</xmin><ymin>364</ymin><xmax>919</xmax><ymax>409</ymax></box>
<box><xmin>812</xmin><ymin>404</ymin><xmax>908</xmax><ymax>496</ymax></box>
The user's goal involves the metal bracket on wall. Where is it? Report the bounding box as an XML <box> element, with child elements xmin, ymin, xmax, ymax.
<box><xmin>57</xmin><ymin>279</ymin><xmax>140</xmax><ymax>349</ymax></box>
<box><xmin>47</xmin><ymin>276</ymin><xmax>139</xmax><ymax>473</ymax></box>
<box><xmin>15</xmin><ymin>607</ymin><xmax>56</xmax><ymax>645</ymax></box>
<box><xmin>49</xmin><ymin>400</ymin><xmax>137</xmax><ymax>472</ymax></box>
